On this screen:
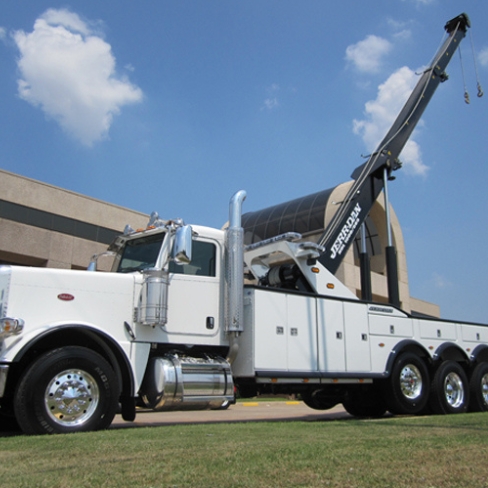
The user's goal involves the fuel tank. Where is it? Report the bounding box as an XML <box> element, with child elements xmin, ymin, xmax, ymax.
<box><xmin>140</xmin><ymin>354</ymin><xmax>234</xmax><ymax>411</ymax></box>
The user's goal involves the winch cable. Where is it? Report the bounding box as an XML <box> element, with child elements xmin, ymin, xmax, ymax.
<box><xmin>469</xmin><ymin>29</ymin><xmax>484</xmax><ymax>98</ymax></box>
<box><xmin>459</xmin><ymin>46</ymin><xmax>470</xmax><ymax>104</ymax></box>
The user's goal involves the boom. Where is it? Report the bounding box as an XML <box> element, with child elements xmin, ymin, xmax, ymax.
<box><xmin>317</xmin><ymin>13</ymin><xmax>470</xmax><ymax>273</ymax></box>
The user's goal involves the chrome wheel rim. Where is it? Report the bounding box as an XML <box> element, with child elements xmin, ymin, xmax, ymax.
<box><xmin>481</xmin><ymin>373</ymin><xmax>488</xmax><ymax>405</ymax></box>
<box><xmin>444</xmin><ymin>372</ymin><xmax>464</xmax><ymax>408</ymax></box>
<box><xmin>400</xmin><ymin>364</ymin><xmax>423</xmax><ymax>400</ymax></box>
<box><xmin>45</xmin><ymin>369</ymin><xmax>99</xmax><ymax>427</ymax></box>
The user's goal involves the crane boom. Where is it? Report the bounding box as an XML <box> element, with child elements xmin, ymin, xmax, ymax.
<box><xmin>318</xmin><ymin>13</ymin><xmax>470</xmax><ymax>273</ymax></box>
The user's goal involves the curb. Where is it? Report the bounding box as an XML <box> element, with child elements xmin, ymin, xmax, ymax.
<box><xmin>241</xmin><ymin>401</ymin><xmax>302</xmax><ymax>407</ymax></box>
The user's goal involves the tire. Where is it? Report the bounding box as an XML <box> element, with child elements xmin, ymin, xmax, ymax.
<box><xmin>14</xmin><ymin>346</ymin><xmax>120</xmax><ymax>435</ymax></box>
<box><xmin>301</xmin><ymin>390</ymin><xmax>338</xmax><ymax>410</ymax></box>
<box><xmin>0</xmin><ymin>413</ymin><xmax>20</xmax><ymax>433</ymax></box>
<box><xmin>387</xmin><ymin>352</ymin><xmax>430</xmax><ymax>415</ymax></box>
<box><xmin>469</xmin><ymin>362</ymin><xmax>488</xmax><ymax>412</ymax></box>
<box><xmin>429</xmin><ymin>360</ymin><xmax>469</xmax><ymax>415</ymax></box>
<box><xmin>342</xmin><ymin>388</ymin><xmax>387</xmax><ymax>418</ymax></box>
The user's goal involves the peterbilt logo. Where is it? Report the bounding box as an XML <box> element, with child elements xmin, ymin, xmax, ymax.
<box><xmin>57</xmin><ymin>293</ymin><xmax>75</xmax><ymax>301</ymax></box>
<box><xmin>330</xmin><ymin>203</ymin><xmax>362</xmax><ymax>260</ymax></box>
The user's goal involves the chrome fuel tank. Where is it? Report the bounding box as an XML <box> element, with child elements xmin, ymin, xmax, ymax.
<box><xmin>140</xmin><ymin>354</ymin><xmax>234</xmax><ymax>411</ymax></box>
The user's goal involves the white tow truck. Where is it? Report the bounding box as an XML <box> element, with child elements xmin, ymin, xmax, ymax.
<box><xmin>1</xmin><ymin>13</ymin><xmax>486</xmax><ymax>435</ymax></box>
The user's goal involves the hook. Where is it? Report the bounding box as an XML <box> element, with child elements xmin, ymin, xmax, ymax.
<box><xmin>469</xmin><ymin>30</ymin><xmax>484</xmax><ymax>100</ymax></box>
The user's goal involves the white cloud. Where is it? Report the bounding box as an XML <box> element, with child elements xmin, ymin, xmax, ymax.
<box><xmin>41</xmin><ymin>8</ymin><xmax>92</xmax><ymax>36</ymax></box>
<box><xmin>345</xmin><ymin>35</ymin><xmax>392</xmax><ymax>73</ymax></box>
<box><xmin>353</xmin><ymin>66</ymin><xmax>428</xmax><ymax>176</ymax></box>
<box><xmin>432</xmin><ymin>272</ymin><xmax>452</xmax><ymax>288</ymax></box>
<box><xmin>401</xmin><ymin>0</ymin><xmax>435</xmax><ymax>4</ymax></box>
<box><xmin>479</xmin><ymin>47</ymin><xmax>488</xmax><ymax>68</ymax></box>
<box><xmin>261</xmin><ymin>83</ymin><xmax>280</xmax><ymax>111</ymax></box>
<box><xmin>262</xmin><ymin>98</ymin><xmax>279</xmax><ymax>110</ymax></box>
<box><xmin>0</xmin><ymin>27</ymin><xmax>6</xmax><ymax>40</ymax></box>
<box><xmin>393</xmin><ymin>29</ymin><xmax>411</xmax><ymax>41</ymax></box>
<box><xmin>387</xmin><ymin>18</ymin><xmax>412</xmax><ymax>41</ymax></box>
<box><xmin>13</xmin><ymin>9</ymin><xmax>143</xmax><ymax>146</ymax></box>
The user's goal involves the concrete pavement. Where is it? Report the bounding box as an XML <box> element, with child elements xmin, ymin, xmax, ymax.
<box><xmin>110</xmin><ymin>401</ymin><xmax>352</xmax><ymax>429</ymax></box>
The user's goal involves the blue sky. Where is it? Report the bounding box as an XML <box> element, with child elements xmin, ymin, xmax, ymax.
<box><xmin>0</xmin><ymin>1</ymin><xmax>487</xmax><ymax>323</ymax></box>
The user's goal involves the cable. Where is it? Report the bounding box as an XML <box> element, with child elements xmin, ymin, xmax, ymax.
<box><xmin>469</xmin><ymin>29</ymin><xmax>484</xmax><ymax>98</ymax></box>
<box><xmin>459</xmin><ymin>47</ymin><xmax>470</xmax><ymax>104</ymax></box>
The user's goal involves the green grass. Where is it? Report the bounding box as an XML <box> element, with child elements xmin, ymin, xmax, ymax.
<box><xmin>1</xmin><ymin>413</ymin><xmax>488</xmax><ymax>488</ymax></box>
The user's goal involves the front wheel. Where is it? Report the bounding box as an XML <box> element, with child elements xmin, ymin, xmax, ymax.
<box><xmin>429</xmin><ymin>360</ymin><xmax>469</xmax><ymax>415</ymax></box>
<box><xmin>14</xmin><ymin>346</ymin><xmax>120</xmax><ymax>435</ymax></box>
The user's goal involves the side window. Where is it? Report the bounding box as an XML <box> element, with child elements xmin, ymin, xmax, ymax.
<box><xmin>169</xmin><ymin>240</ymin><xmax>216</xmax><ymax>277</ymax></box>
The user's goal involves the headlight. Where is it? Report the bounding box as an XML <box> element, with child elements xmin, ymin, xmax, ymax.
<box><xmin>0</xmin><ymin>318</ymin><xmax>24</xmax><ymax>339</ymax></box>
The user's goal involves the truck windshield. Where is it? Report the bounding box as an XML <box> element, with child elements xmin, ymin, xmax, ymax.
<box><xmin>117</xmin><ymin>233</ymin><xmax>165</xmax><ymax>273</ymax></box>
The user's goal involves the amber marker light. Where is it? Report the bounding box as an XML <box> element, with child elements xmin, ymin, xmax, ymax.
<box><xmin>327</xmin><ymin>283</ymin><xmax>335</xmax><ymax>289</ymax></box>
<box><xmin>311</xmin><ymin>267</ymin><xmax>320</xmax><ymax>273</ymax></box>
<box><xmin>379</xmin><ymin>343</ymin><xmax>385</xmax><ymax>347</ymax></box>
<box><xmin>0</xmin><ymin>318</ymin><xmax>24</xmax><ymax>338</ymax></box>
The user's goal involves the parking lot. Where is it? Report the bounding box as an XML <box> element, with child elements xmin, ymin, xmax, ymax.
<box><xmin>111</xmin><ymin>401</ymin><xmax>351</xmax><ymax>429</ymax></box>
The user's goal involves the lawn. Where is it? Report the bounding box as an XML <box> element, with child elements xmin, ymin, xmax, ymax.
<box><xmin>1</xmin><ymin>412</ymin><xmax>487</xmax><ymax>487</ymax></box>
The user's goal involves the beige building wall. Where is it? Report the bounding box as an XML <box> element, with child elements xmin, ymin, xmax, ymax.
<box><xmin>0</xmin><ymin>169</ymin><xmax>148</xmax><ymax>270</ymax></box>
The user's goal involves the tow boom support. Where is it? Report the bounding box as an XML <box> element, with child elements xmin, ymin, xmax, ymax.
<box><xmin>317</xmin><ymin>13</ymin><xmax>470</xmax><ymax>273</ymax></box>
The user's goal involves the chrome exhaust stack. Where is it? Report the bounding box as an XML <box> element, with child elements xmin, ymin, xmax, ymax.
<box><xmin>225</xmin><ymin>190</ymin><xmax>247</xmax><ymax>339</ymax></box>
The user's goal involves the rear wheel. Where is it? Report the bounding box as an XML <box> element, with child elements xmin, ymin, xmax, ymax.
<box><xmin>301</xmin><ymin>389</ymin><xmax>338</xmax><ymax>410</ymax></box>
<box><xmin>14</xmin><ymin>346</ymin><xmax>120</xmax><ymax>435</ymax></box>
<box><xmin>429</xmin><ymin>360</ymin><xmax>469</xmax><ymax>415</ymax></box>
<box><xmin>469</xmin><ymin>362</ymin><xmax>488</xmax><ymax>412</ymax></box>
<box><xmin>342</xmin><ymin>388</ymin><xmax>387</xmax><ymax>418</ymax></box>
<box><xmin>387</xmin><ymin>353</ymin><xmax>430</xmax><ymax>415</ymax></box>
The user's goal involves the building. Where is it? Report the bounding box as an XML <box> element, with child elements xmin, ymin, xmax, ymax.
<box><xmin>242</xmin><ymin>180</ymin><xmax>439</xmax><ymax>318</ymax></box>
<box><xmin>0</xmin><ymin>169</ymin><xmax>148</xmax><ymax>271</ymax></box>
<box><xmin>0</xmin><ymin>169</ymin><xmax>439</xmax><ymax>317</ymax></box>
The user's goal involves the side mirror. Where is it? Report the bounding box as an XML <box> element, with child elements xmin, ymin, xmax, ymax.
<box><xmin>87</xmin><ymin>256</ymin><xmax>98</xmax><ymax>272</ymax></box>
<box><xmin>173</xmin><ymin>225</ymin><xmax>192</xmax><ymax>265</ymax></box>
<box><xmin>86</xmin><ymin>251</ymin><xmax>116</xmax><ymax>272</ymax></box>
